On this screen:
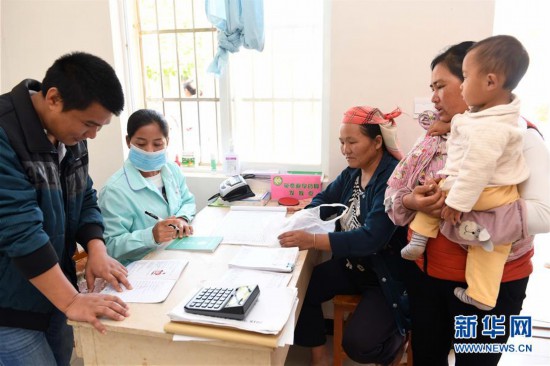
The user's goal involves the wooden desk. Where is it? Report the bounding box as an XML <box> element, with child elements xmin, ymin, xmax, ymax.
<box><xmin>70</xmin><ymin>206</ymin><xmax>319</xmax><ymax>365</ymax></box>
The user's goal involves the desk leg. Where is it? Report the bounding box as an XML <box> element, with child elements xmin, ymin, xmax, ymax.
<box><xmin>295</xmin><ymin>249</ymin><xmax>321</xmax><ymax>318</ymax></box>
<box><xmin>271</xmin><ymin>344</ymin><xmax>290</xmax><ymax>365</ymax></box>
<box><xmin>76</xmin><ymin>327</ymin><xmax>99</xmax><ymax>365</ymax></box>
<box><xmin>72</xmin><ymin>325</ymin><xmax>83</xmax><ymax>358</ymax></box>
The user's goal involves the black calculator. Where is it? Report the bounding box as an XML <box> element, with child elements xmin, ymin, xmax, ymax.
<box><xmin>184</xmin><ymin>284</ymin><xmax>260</xmax><ymax>320</ymax></box>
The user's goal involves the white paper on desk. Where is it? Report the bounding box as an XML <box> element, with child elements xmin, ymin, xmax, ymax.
<box><xmin>229</xmin><ymin>246</ymin><xmax>299</xmax><ymax>273</ymax></box>
<box><xmin>168</xmin><ymin>287</ymin><xmax>297</xmax><ymax>334</ymax></box>
<box><xmin>213</xmin><ymin>206</ymin><xmax>286</xmax><ymax>246</ymax></box>
<box><xmin>217</xmin><ymin>268</ymin><xmax>293</xmax><ymax>289</ymax></box>
<box><xmin>278</xmin><ymin>297</ymin><xmax>298</xmax><ymax>347</ymax></box>
<box><xmin>101</xmin><ymin>259</ymin><xmax>188</xmax><ymax>303</ymax></box>
<box><xmin>171</xmin><ymin>295</ymin><xmax>294</xmax><ymax>343</ymax></box>
<box><xmin>173</xmin><ymin>334</ymin><xmax>213</xmax><ymax>342</ymax></box>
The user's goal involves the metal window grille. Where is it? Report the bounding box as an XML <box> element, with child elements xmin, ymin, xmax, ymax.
<box><xmin>133</xmin><ymin>0</ymin><xmax>323</xmax><ymax>169</ymax></box>
<box><xmin>135</xmin><ymin>0</ymin><xmax>219</xmax><ymax>165</ymax></box>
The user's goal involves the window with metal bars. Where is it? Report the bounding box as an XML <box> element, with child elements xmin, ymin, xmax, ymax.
<box><xmin>127</xmin><ymin>0</ymin><xmax>324</xmax><ymax>170</ymax></box>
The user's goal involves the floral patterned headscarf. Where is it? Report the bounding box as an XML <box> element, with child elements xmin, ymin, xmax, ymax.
<box><xmin>342</xmin><ymin>106</ymin><xmax>404</xmax><ymax>160</ymax></box>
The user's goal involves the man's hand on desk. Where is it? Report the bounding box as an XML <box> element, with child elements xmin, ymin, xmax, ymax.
<box><xmin>85</xmin><ymin>239</ymin><xmax>132</xmax><ymax>292</ymax></box>
<box><xmin>30</xmin><ymin>263</ymin><xmax>130</xmax><ymax>335</ymax></box>
<box><xmin>65</xmin><ymin>293</ymin><xmax>130</xmax><ymax>335</ymax></box>
<box><xmin>278</xmin><ymin>230</ymin><xmax>329</xmax><ymax>251</ymax></box>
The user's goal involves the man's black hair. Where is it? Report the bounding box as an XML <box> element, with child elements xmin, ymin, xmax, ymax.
<box><xmin>41</xmin><ymin>51</ymin><xmax>124</xmax><ymax>115</ymax></box>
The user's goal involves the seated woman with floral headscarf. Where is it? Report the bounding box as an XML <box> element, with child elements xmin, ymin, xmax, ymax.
<box><xmin>278</xmin><ymin>106</ymin><xmax>409</xmax><ymax>366</ymax></box>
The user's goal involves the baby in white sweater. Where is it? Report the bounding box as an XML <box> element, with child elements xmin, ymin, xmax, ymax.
<box><xmin>402</xmin><ymin>35</ymin><xmax>530</xmax><ymax>310</ymax></box>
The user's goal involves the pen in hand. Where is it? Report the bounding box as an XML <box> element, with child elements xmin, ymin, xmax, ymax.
<box><xmin>145</xmin><ymin>210</ymin><xmax>179</xmax><ymax>232</ymax></box>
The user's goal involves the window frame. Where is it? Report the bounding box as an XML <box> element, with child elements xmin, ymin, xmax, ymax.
<box><xmin>120</xmin><ymin>0</ymin><xmax>326</xmax><ymax>173</ymax></box>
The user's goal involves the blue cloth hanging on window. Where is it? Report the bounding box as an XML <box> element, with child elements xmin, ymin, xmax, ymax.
<box><xmin>205</xmin><ymin>0</ymin><xmax>265</xmax><ymax>76</ymax></box>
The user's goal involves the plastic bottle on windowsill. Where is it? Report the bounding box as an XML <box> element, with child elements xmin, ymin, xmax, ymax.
<box><xmin>223</xmin><ymin>143</ymin><xmax>240</xmax><ymax>176</ymax></box>
<box><xmin>210</xmin><ymin>152</ymin><xmax>217</xmax><ymax>172</ymax></box>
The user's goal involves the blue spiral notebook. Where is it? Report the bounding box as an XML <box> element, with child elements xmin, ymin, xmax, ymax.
<box><xmin>166</xmin><ymin>236</ymin><xmax>223</xmax><ymax>253</ymax></box>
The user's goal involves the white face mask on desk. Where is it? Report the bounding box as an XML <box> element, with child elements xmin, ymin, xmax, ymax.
<box><xmin>278</xmin><ymin>203</ymin><xmax>349</xmax><ymax>234</ymax></box>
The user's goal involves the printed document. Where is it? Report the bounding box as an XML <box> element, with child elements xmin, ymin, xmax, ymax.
<box><xmin>101</xmin><ymin>259</ymin><xmax>188</xmax><ymax>303</ymax></box>
<box><xmin>217</xmin><ymin>268</ymin><xmax>293</xmax><ymax>289</ymax></box>
<box><xmin>229</xmin><ymin>246</ymin><xmax>299</xmax><ymax>273</ymax></box>
<box><xmin>213</xmin><ymin>206</ymin><xmax>286</xmax><ymax>246</ymax></box>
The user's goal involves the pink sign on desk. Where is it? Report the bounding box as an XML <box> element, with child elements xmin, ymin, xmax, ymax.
<box><xmin>270</xmin><ymin>174</ymin><xmax>322</xmax><ymax>200</ymax></box>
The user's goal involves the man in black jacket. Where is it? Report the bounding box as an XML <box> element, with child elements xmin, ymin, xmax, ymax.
<box><xmin>0</xmin><ymin>52</ymin><xmax>131</xmax><ymax>366</ymax></box>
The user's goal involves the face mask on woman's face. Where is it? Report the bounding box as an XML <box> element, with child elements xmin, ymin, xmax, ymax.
<box><xmin>128</xmin><ymin>144</ymin><xmax>167</xmax><ymax>172</ymax></box>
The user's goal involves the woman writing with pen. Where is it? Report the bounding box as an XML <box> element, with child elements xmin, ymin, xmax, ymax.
<box><xmin>99</xmin><ymin>109</ymin><xmax>196</xmax><ymax>265</ymax></box>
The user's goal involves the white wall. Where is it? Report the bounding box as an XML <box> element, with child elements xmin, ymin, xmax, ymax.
<box><xmin>0</xmin><ymin>0</ymin><xmax>495</xmax><ymax>203</ymax></box>
<box><xmin>326</xmin><ymin>0</ymin><xmax>495</xmax><ymax>177</ymax></box>
<box><xmin>0</xmin><ymin>0</ymin><xmax>126</xmax><ymax>189</ymax></box>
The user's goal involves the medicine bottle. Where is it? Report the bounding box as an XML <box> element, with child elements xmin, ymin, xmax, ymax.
<box><xmin>181</xmin><ymin>151</ymin><xmax>195</xmax><ymax>167</ymax></box>
<box><xmin>223</xmin><ymin>143</ymin><xmax>240</xmax><ymax>176</ymax></box>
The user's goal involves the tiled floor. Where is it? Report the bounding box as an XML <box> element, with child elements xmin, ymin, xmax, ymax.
<box><xmin>285</xmin><ymin>336</ymin><xmax>413</xmax><ymax>366</ymax></box>
<box><xmin>286</xmin><ymin>338</ymin><xmax>367</xmax><ymax>366</ymax></box>
<box><xmin>497</xmin><ymin>233</ymin><xmax>550</xmax><ymax>366</ymax></box>
<box><xmin>70</xmin><ymin>351</ymin><xmax>83</xmax><ymax>366</ymax></box>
